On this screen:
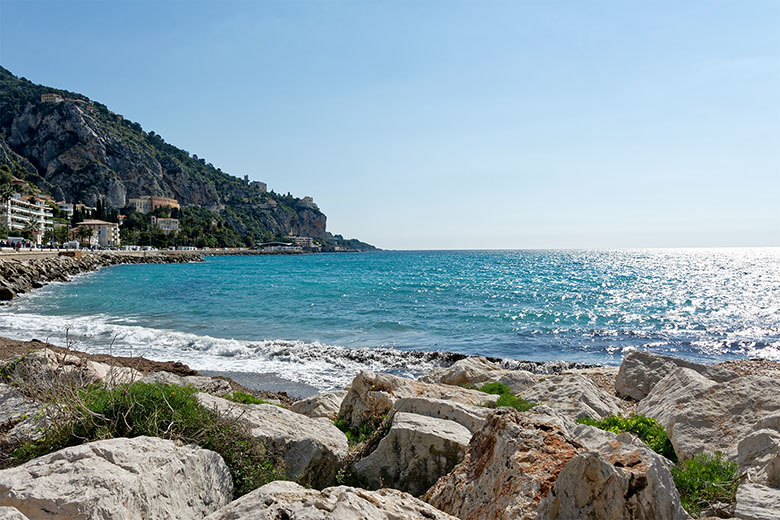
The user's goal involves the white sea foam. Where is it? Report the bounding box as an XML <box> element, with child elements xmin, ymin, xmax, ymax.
<box><xmin>0</xmin><ymin>311</ymin><xmax>453</xmax><ymax>390</ymax></box>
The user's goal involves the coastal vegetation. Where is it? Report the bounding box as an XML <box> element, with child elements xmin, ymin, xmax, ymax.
<box><xmin>575</xmin><ymin>414</ymin><xmax>677</xmax><ymax>461</ymax></box>
<box><xmin>11</xmin><ymin>380</ymin><xmax>285</xmax><ymax>498</ymax></box>
<box><xmin>472</xmin><ymin>381</ymin><xmax>536</xmax><ymax>413</ymax></box>
<box><xmin>671</xmin><ymin>452</ymin><xmax>739</xmax><ymax>517</ymax></box>
<box><xmin>225</xmin><ymin>390</ymin><xmax>270</xmax><ymax>406</ymax></box>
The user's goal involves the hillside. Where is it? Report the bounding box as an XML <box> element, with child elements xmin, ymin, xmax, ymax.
<box><xmin>0</xmin><ymin>67</ymin><xmax>375</xmax><ymax>250</ymax></box>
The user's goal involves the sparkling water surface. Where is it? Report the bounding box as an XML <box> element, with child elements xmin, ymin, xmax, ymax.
<box><xmin>1</xmin><ymin>249</ymin><xmax>778</xmax><ymax>390</ymax></box>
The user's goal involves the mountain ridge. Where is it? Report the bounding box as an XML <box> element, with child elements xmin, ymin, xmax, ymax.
<box><xmin>0</xmin><ymin>66</ymin><xmax>375</xmax><ymax>250</ymax></box>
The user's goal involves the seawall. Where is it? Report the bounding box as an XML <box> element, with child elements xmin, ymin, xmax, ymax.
<box><xmin>0</xmin><ymin>251</ymin><xmax>202</xmax><ymax>301</ymax></box>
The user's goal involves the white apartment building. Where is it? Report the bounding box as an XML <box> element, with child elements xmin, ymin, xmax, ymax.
<box><xmin>4</xmin><ymin>194</ymin><xmax>54</xmax><ymax>244</ymax></box>
<box><xmin>74</xmin><ymin>219</ymin><xmax>121</xmax><ymax>247</ymax></box>
<box><xmin>151</xmin><ymin>216</ymin><xmax>179</xmax><ymax>234</ymax></box>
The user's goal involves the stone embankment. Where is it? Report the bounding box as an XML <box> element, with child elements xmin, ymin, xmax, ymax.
<box><xmin>0</xmin><ymin>344</ymin><xmax>778</xmax><ymax>519</ymax></box>
<box><xmin>0</xmin><ymin>251</ymin><xmax>201</xmax><ymax>301</ymax></box>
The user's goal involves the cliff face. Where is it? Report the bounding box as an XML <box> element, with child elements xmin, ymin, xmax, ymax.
<box><xmin>0</xmin><ymin>67</ymin><xmax>348</xmax><ymax>245</ymax></box>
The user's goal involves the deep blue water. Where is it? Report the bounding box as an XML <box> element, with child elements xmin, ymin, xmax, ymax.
<box><xmin>1</xmin><ymin>249</ymin><xmax>778</xmax><ymax>389</ymax></box>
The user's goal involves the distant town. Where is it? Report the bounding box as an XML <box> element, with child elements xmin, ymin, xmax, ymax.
<box><xmin>2</xmin><ymin>189</ymin><xmax>328</xmax><ymax>254</ymax></box>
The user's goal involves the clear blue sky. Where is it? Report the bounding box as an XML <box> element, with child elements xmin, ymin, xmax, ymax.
<box><xmin>2</xmin><ymin>1</ymin><xmax>778</xmax><ymax>249</ymax></box>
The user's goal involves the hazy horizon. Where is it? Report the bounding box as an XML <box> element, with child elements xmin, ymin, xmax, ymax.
<box><xmin>2</xmin><ymin>1</ymin><xmax>778</xmax><ymax>249</ymax></box>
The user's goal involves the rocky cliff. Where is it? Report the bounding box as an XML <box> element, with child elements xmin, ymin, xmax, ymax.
<box><xmin>0</xmin><ymin>67</ymin><xmax>372</xmax><ymax>248</ymax></box>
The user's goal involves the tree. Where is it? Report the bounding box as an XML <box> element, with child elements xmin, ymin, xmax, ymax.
<box><xmin>75</xmin><ymin>226</ymin><xmax>95</xmax><ymax>246</ymax></box>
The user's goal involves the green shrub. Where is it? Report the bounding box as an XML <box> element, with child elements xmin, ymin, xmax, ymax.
<box><xmin>334</xmin><ymin>414</ymin><xmax>388</xmax><ymax>446</ymax></box>
<box><xmin>671</xmin><ymin>452</ymin><xmax>738</xmax><ymax>517</ymax></box>
<box><xmin>12</xmin><ymin>382</ymin><xmax>284</xmax><ymax>498</ymax></box>
<box><xmin>226</xmin><ymin>391</ymin><xmax>267</xmax><ymax>405</ymax></box>
<box><xmin>478</xmin><ymin>381</ymin><xmax>513</xmax><ymax>395</ymax></box>
<box><xmin>576</xmin><ymin>414</ymin><xmax>677</xmax><ymax>461</ymax></box>
<box><xmin>494</xmin><ymin>393</ymin><xmax>536</xmax><ymax>412</ymax></box>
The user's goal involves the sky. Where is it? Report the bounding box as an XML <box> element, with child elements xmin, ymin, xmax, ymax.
<box><xmin>1</xmin><ymin>1</ymin><xmax>778</xmax><ymax>249</ymax></box>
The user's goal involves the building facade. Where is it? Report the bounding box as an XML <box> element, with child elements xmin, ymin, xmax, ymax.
<box><xmin>151</xmin><ymin>216</ymin><xmax>179</xmax><ymax>234</ymax></box>
<box><xmin>290</xmin><ymin>236</ymin><xmax>314</xmax><ymax>248</ymax></box>
<box><xmin>4</xmin><ymin>195</ymin><xmax>54</xmax><ymax>244</ymax></box>
<box><xmin>41</xmin><ymin>93</ymin><xmax>63</xmax><ymax>103</ymax></box>
<box><xmin>128</xmin><ymin>196</ymin><xmax>180</xmax><ymax>214</ymax></box>
<box><xmin>74</xmin><ymin>219</ymin><xmax>121</xmax><ymax>247</ymax></box>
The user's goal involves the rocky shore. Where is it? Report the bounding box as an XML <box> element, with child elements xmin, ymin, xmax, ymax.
<box><xmin>0</xmin><ymin>338</ymin><xmax>777</xmax><ymax>519</ymax></box>
<box><xmin>0</xmin><ymin>251</ymin><xmax>203</xmax><ymax>301</ymax></box>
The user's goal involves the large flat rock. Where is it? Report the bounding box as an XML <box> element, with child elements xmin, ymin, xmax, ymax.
<box><xmin>393</xmin><ymin>396</ymin><xmax>491</xmax><ymax>434</ymax></box>
<box><xmin>198</xmin><ymin>393</ymin><xmax>348</xmax><ymax>488</ymax></box>
<box><xmin>424</xmin><ymin>408</ymin><xmax>688</xmax><ymax>520</ymax></box>
<box><xmin>0</xmin><ymin>436</ymin><xmax>232</xmax><ymax>520</ymax></box>
<box><xmin>289</xmin><ymin>390</ymin><xmax>347</xmax><ymax>422</ymax></box>
<box><xmin>640</xmin><ymin>375</ymin><xmax>780</xmax><ymax>461</ymax></box>
<box><xmin>338</xmin><ymin>371</ymin><xmax>495</xmax><ymax>429</ymax></box>
<box><xmin>615</xmin><ymin>350</ymin><xmax>738</xmax><ymax>401</ymax></box>
<box><xmin>419</xmin><ymin>357</ymin><xmax>510</xmax><ymax>386</ymax></box>
<box><xmin>353</xmin><ymin>412</ymin><xmax>472</xmax><ymax>496</ymax></box>
<box><xmin>522</xmin><ymin>373</ymin><xmax>623</xmax><ymax>420</ymax></box>
<box><xmin>204</xmin><ymin>480</ymin><xmax>458</xmax><ymax>520</ymax></box>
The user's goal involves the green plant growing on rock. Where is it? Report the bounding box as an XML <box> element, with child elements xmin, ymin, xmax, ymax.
<box><xmin>12</xmin><ymin>382</ymin><xmax>285</xmax><ymax>498</ymax></box>
<box><xmin>334</xmin><ymin>413</ymin><xmax>389</xmax><ymax>446</ymax></box>
<box><xmin>474</xmin><ymin>381</ymin><xmax>536</xmax><ymax>413</ymax></box>
<box><xmin>576</xmin><ymin>414</ymin><xmax>677</xmax><ymax>462</ymax></box>
<box><xmin>225</xmin><ymin>391</ymin><xmax>267</xmax><ymax>405</ymax></box>
<box><xmin>671</xmin><ymin>452</ymin><xmax>738</xmax><ymax>517</ymax></box>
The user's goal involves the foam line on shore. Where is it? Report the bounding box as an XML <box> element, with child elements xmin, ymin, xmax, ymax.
<box><xmin>0</xmin><ymin>311</ymin><xmax>591</xmax><ymax>390</ymax></box>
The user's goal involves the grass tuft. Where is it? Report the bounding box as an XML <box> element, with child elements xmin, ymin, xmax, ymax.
<box><xmin>671</xmin><ymin>452</ymin><xmax>738</xmax><ymax>517</ymax></box>
<box><xmin>11</xmin><ymin>382</ymin><xmax>284</xmax><ymax>498</ymax></box>
<box><xmin>576</xmin><ymin>414</ymin><xmax>677</xmax><ymax>462</ymax></box>
<box><xmin>225</xmin><ymin>391</ymin><xmax>267</xmax><ymax>405</ymax></box>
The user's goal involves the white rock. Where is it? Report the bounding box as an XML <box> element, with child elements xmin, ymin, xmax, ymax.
<box><xmin>353</xmin><ymin>412</ymin><xmax>472</xmax><ymax>496</ymax></box>
<box><xmin>497</xmin><ymin>370</ymin><xmax>539</xmax><ymax>395</ymax></box>
<box><xmin>0</xmin><ymin>507</ymin><xmax>28</xmax><ymax>520</ymax></box>
<box><xmin>522</xmin><ymin>373</ymin><xmax>622</xmax><ymax>420</ymax></box>
<box><xmin>198</xmin><ymin>392</ymin><xmax>348</xmax><ymax>488</ymax></box>
<box><xmin>615</xmin><ymin>350</ymin><xmax>738</xmax><ymax>401</ymax></box>
<box><xmin>738</xmin><ymin>429</ymin><xmax>780</xmax><ymax>488</ymax></box>
<box><xmin>289</xmin><ymin>391</ymin><xmax>347</xmax><ymax>421</ymax></box>
<box><xmin>643</xmin><ymin>376</ymin><xmax>780</xmax><ymax>461</ymax></box>
<box><xmin>140</xmin><ymin>371</ymin><xmax>233</xmax><ymax>396</ymax></box>
<box><xmin>637</xmin><ymin>367</ymin><xmax>717</xmax><ymax>426</ymax></box>
<box><xmin>734</xmin><ymin>483</ymin><xmax>780</xmax><ymax>520</ymax></box>
<box><xmin>0</xmin><ymin>436</ymin><xmax>232</xmax><ymax>520</ymax></box>
<box><xmin>0</xmin><ymin>383</ymin><xmax>45</xmax><ymax>443</ymax></box>
<box><xmin>338</xmin><ymin>371</ymin><xmax>495</xmax><ymax>429</ymax></box>
<box><xmin>424</xmin><ymin>408</ymin><xmax>688</xmax><ymax>520</ymax></box>
<box><xmin>204</xmin><ymin>480</ymin><xmax>458</xmax><ymax>520</ymax></box>
<box><xmin>394</xmin><ymin>396</ymin><xmax>491</xmax><ymax>434</ymax></box>
<box><xmin>419</xmin><ymin>357</ymin><xmax>509</xmax><ymax>386</ymax></box>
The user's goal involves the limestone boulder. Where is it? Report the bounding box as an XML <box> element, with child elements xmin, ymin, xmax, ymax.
<box><xmin>424</xmin><ymin>408</ymin><xmax>688</xmax><ymax>520</ymax></box>
<box><xmin>738</xmin><ymin>429</ymin><xmax>780</xmax><ymax>488</ymax></box>
<box><xmin>420</xmin><ymin>357</ymin><xmax>510</xmax><ymax>386</ymax></box>
<box><xmin>204</xmin><ymin>480</ymin><xmax>458</xmax><ymax>520</ymax></box>
<box><xmin>0</xmin><ymin>507</ymin><xmax>28</xmax><ymax>520</ymax></box>
<box><xmin>522</xmin><ymin>374</ymin><xmax>622</xmax><ymax>420</ymax></box>
<box><xmin>197</xmin><ymin>393</ymin><xmax>348</xmax><ymax>488</ymax></box>
<box><xmin>353</xmin><ymin>412</ymin><xmax>472</xmax><ymax>496</ymax></box>
<box><xmin>394</xmin><ymin>396</ymin><xmax>491</xmax><ymax>434</ymax></box>
<box><xmin>338</xmin><ymin>371</ymin><xmax>495</xmax><ymax>429</ymax></box>
<box><xmin>0</xmin><ymin>436</ymin><xmax>232</xmax><ymax>520</ymax></box>
<box><xmin>140</xmin><ymin>371</ymin><xmax>232</xmax><ymax>396</ymax></box>
<box><xmin>497</xmin><ymin>369</ymin><xmax>539</xmax><ymax>395</ymax></box>
<box><xmin>615</xmin><ymin>350</ymin><xmax>738</xmax><ymax>401</ymax></box>
<box><xmin>641</xmin><ymin>375</ymin><xmax>780</xmax><ymax>461</ymax></box>
<box><xmin>734</xmin><ymin>484</ymin><xmax>780</xmax><ymax>520</ymax></box>
<box><xmin>0</xmin><ymin>383</ymin><xmax>46</xmax><ymax>445</ymax></box>
<box><xmin>637</xmin><ymin>367</ymin><xmax>716</xmax><ymax>426</ymax></box>
<box><xmin>289</xmin><ymin>390</ymin><xmax>347</xmax><ymax>421</ymax></box>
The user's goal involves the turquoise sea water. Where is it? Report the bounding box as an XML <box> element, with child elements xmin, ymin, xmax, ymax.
<box><xmin>1</xmin><ymin>249</ymin><xmax>779</xmax><ymax>390</ymax></box>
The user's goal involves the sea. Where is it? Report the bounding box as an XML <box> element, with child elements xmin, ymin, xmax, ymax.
<box><xmin>1</xmin><ymin>249</ymin><xmax>778</xmax><ymax>391</ymax></box>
